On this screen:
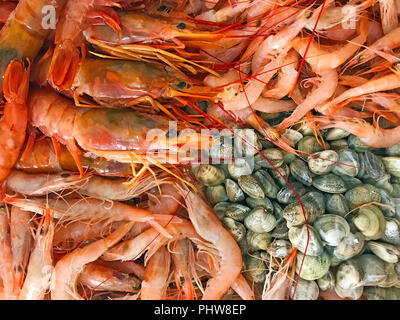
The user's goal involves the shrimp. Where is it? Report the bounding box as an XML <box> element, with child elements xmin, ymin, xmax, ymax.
<box><xmin>140</xmin><ymin>246</ymin><xmax>171</xmax><ymax>300</ymax></box>
<box><xmin>261</xmin><ymin>50</ymin><xmax>300</xmax><ymax>99</ymax></box>
<box><xmin>98</xmin><ymin>260</ymin><xmax>146</xmax><ymax>280</ymax></box>
<box><xmin>47</xmin><ymin>0</ymin><xmax>140</xmax><ymax>91</ymax></box>
<box><xmin>16</xmin><ymin>138</ymin><xmax>132</xmax><ymax>177</ymax></box>
<box><xmin>0</xmin><ymin>206</ymin><xmax>17</xmax><ymax>299</ymax></box>
<box><xmin>19</xmin><ymin>208</ymin><xmax>54</xmax><ymax>300</ymax></box>
<box><xmin>4</xmin><ymin>196</ymin><xmax>173</xmax><ymax>239</ymax></box>
<box><xmin>0</xmin><ymin>59</ymin><xmax>30</xmax><ymax>183</ymax></box>
<box><xmin>231</xmin><ymin>274</ymin><xmax>255</xmax><ymax>300</ymax></box>
<box><xmin>78</xmin><ymin>262</ymin><xmax>141</xmax><ymax>293</ymax></box>
<box><xmin>147</xmin><ymin>183</ymin><xmax>182</xmax><ymax>216</ymax></box>
<box><xmin>50</xmin><ymin>222</ymin><xmax>134</xmax><ymax>300</ymax></box>
<box><xmin>316</xmin><ymin>73</ymin><xmax>400</xmax><ymax>116</ymax></box>
<box><xmin>10</xmin><ymin>206</ymin><xmax>33</xmax><ymax>297</ymax></box>
<box><xmin>0</xmin><ymin>0</ymin><xmax>66</xmax><ymax>89</ymax></box>
<box><xmin>378</xmin><ymin>0</ymin><xmax>398</xmax><ymax>34</ymax></box>
<box><xmin>178</xmin><ymin>186</ymin><xmax>243</xmax><ymax>300</ymax></box>
<box><xmin>0</xmin><ymin>1</ymin><xmax>16</xmax><ymax>24</ymax></box>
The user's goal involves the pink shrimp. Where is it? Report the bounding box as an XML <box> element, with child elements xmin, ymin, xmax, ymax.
<box><xmin>19</xmin><ymin>208</ymin><xmax>54</xmax><ymax>300</ymax></box>
<box><xmin>98</xmin><ymin>260</ymin><xmax>146</xmax><ymax>280</ymax></box>
<box><xmin>78</xmin><ymin>262</ymin><xmax>141</xmax><ymax>293</ymax></box>
<box><xmin>51</xmin><ymin>221</ymin><xmax>134</xmax><ymax>300</ymax></box>
<box><xmin>178</xmin><ymin>186</ymin><xmax>243</xmax><ymax>300</ymax></box>
<box><xmin>10</xmin><ymin>206</ymin><xmax>33</xmax><ymax>297</ymax></box>
<box><xmin>147</xmin><ymin>183</ymin><xmax>183</xmax><ymax>216</ymax></box>
<box><xmin>140</xmin><ymin>246</ymin><xmax>171</xmax><ymax>300</ymax></box>
<box><xmin>0</xmin><ymin>59</ymin><xmax>30</xmax><ymax>183</ymax></box>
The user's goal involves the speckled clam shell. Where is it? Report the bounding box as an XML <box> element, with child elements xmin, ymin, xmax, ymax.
<box><xmin>238</xmin><ymin>174</ymin><xmax>265</xmax><ymax>199</ymax></box>
<box><xmin>308</xmin><ymin>150</ymin><xmax>338</xmax><ymax>175</ymax></box>
<box><xmin>244</xmin><ymin>207</ymin><xmax>277</xmax><ymax>233</ymax></box>
<box><xmin>312</xmin><ymin>174</ymin><xmax>347</xmax><ymax>194</ymax></box>
<box><xmin>196</xmin><ymin>164</ymin><xmax>226</xmax><ymax>186</ymax></box>
<box><xmin>296</xmin><ymin>250</ymin><xmax>331</xmax><ymax>281</ymax></box>
<box><xmin>288</xmin><ymin>224</ymin><xmax>324</xmax><ymax>256</ymax></box>
<box><xmin>332</xmin><ymin>149</ymin><xmax>360</xmax><ymax>177</ymax></box>
<box><xmin>290</xmin><ymin>279</ymin><xmax>319</xmax><ymax>300</ymax></box>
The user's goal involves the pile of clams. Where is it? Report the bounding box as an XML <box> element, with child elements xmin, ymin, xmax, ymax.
<box><xmin>193</xmin><ymin>126</ymin><xmax>400</xmax><ymax>300</ymax></box>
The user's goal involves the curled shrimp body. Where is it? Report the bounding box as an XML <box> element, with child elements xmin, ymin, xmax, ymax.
<box><xmin>0</xmin><ymin>0</ymin><xmax>66</xmax><ymax>89</ymax></box>
<box><xmin>19</xmin><ymin>208</ymin><xmax>54</xmax><ymax>300</ymax></box>
<box><xmin>10</xmin><ymin>206</ymin><xmax>33</xmax><ymax>296</ymax></box>
<box><xmin>178</xmin><ymin>187</ymin><xmax>243</xmax><ymax>300</ymax></box>
<box><xmin>0</xmin><ymin>60</ymin><xmax>30</xmax><ymax>183</ymax></box>
<box><xmin>51</xmin><ymin>222</ymin><xmax>134</xmax><ymax>300</ymax></box>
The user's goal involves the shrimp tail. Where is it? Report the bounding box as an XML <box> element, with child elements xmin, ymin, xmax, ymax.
<box><xmin>3</xmin><ymin>59</ymin><xmax>31</xmax><ymax>105</ymax></box>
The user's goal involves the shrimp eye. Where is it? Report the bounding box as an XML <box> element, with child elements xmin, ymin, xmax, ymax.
<box><xmin>392</xmin><ymin>61</ymin><xmax>400</xmax><ymax>71</ymax></box>
<box><xmin>177</xmin><ymin>22</ymin><xmax>186</xmax><ymax>30</ymax></box>
<box><xmin>157</xmin><ymin>5</ymin><xmax>167</xmax><ymax>11</ymax></box>
<box><xmin>177</xmin><ymin>81</ymin><xmax>187</xmax><ymax>89</ymax></box>
<box><xmin>305</xmin><ymin>10</ymin><xmax>313</xmax><ymax>19</ymax></box>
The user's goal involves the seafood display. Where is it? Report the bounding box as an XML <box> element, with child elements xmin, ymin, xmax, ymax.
<box><xmin>0</xmin><ymin>0</ymin><xmax>400</xmax><ymax>301</ymax></box>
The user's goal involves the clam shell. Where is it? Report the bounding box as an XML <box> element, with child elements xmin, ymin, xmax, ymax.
<box><xmin>382</xmin><ymin>157</ymin><xmax>400</xmax><ymax>178</ymax></box>
<box><xmin>367</xmin><ymin>241</ymin><xmax>400</xmax><ymax>263</ymax></box>
<box><xmin>352</xmin><ymin>205</ymin><xmax>386</xmax><ymax>240</ymax></box>
<box><xmin>225</xmin><ymin>203</ymin><xmax>251</xmax><ymax>221</ymax></box>
<box><xmin>268</xmin><ymin>163</ymin><xmax>291</xmax><ymax>187</ymax></box>
<box><xmin>385</xmin><ymin>143</ymin><xmax>400</xmax><ymax>156</ymax></box>
<box><xmin>244</xmin><ymin>207</ymin><xmax>277</xmax><ymax>233</ymax></box>
<box><xmin>317</xmin><ymin>271</ymin><xmax>335</xmax><ymax>291</ymax></box>
<box><xmin>333</xmin><ymin>232</ymin><xmax>365</xmax><ymax>261</ymax></box>
<box><xmin>380</xmin><ymin>217</ymin><xmax>400</xmax><ymax>246</ymax></box>
<box><xmin>238</xmin><ymin>174</ymin><xmax>265</xmax><ymax>199</ymax></box>
<box><xmin>276</xmin><ymin>182</ymin><xmax>306</xmax><ymax>204</ymax></box>
<box><xmin>290</xmin><ymin>279</ymin><xmax>319</xmax><ymax>300</ymax></box>
<box><xmin>282</xmin><ymin>201</ymin><xmax>319</xmax><ymax>228</ymax></box>
<box><xmin>296</xmin><ymin>250</ymin><xmax>331</xmax><ymax>281</ymax></box>
<box><xmin>345</xmin><ymin>184</ymin><xmax>381</xmax><ymax>209</ymax></box>
<box><xmin>332</xmin><ymin>149</ymin><xmax>360</xmax><ymax>177</ymax></box>
<box><xmin>253</xmin><ymin>170</ymin><xmax>279</xmax><ymax>198</ymax></box>
<box><xmin>244</xmin><ymin>252</ymin><xmax>267</xmax><ymax>283</ymax></box>
<box><xmin>359</xmin><ymin>151</ymin><xmax>386</xmax><ymax>179</ymax></box>
<box><xmin>297</xmin><ymin>136</ymin><xmax>325</xmax><ymax>157</ymax></box>
<box><xmin>246</xmin><ymin>230</ymin><xmax>272</xmax><ymax>251</ymax></box>
<box><xmin>313</xmin><ymin>214</ymin><xmax>350</xmax><ymax>246</ymax></box>
<box><xmin>245</xmin><ymin>197</ymin><xmax>274</xmax><ymax>213</ymax></box>
<box><xmin>227</xmin><ymin>158</ymin><xmax>253</xmax><ymax>180</ymax></box>
<box><xmin>196</xmin><ymin>164</ymin><xmax>226</xmax><ymax>186</ymax></box>
<box><xmin>326</xmin><ymin>128</ymin><xmax>350</xmax><ymax>141</ymax></box>
<box><xmin>312</xmin><ymin>174</ymin><xmax>347</xmax><ymax>194</ymax></box>
<box><xmin>348</xmin><ymin>134</ymin><xmax>370</xmax><ymax>152</ymax></box>
<box><xmin>336</xmin><ymin>259</ymin><xmax>362</xmax><ymax>290</ymax></box>
<box><xmin>357</xmin><ymin>254</ymin><xmax>387</xmax><ymax>286</ymax></box>
<box><xmin>290</xmin><ymin>159</ymin><xmax>313</xmax><ymax>186</ymax></box>
<box><xmin>329</xmin><ymin>139</ymin><xmax>349</xmax><ymax>151</ymax></box>
<box><xmin>326</xmin><ymin>194</ymin><xmax>350</xmax><ymax>217</ymax></box>
<box><xmin>307</xmin><ymin>150</ymin><xmax>338</xmax><ymax>175</ymax></box>
<box><xmin>363</xmin><ymin>287</ymin><xmax>400</xmax><ymax>300</ymax></box>
<box><xmin>269</xmin><ymin>239</ymin><xmax>292</xmax><ymax>258</ymax></box>
<box><xmin>205</xmin><ymin>185</ymin><xmax>228</xmax><ymax>205</ymax></box>
<box><xmin>253</xmin><ymin>148</ymin><xmax>284</xmax><ymax>169</ymax></box>
<box><xmin>334</xmin><ymin>283</ymin><xmax>364</xmax><ymax>300</ymax></box>
<box><xmin>283</xmin><ymin>129</ymin><xmax>303</xmax><ymax>145</ymax></box>
<box><xmin>288</xmin><ymin>224</ymin><xmax>324</xmax><ymax>256</ymax></box>
<box><xmin>225</xmin><ymin>178</ymin><xmax>245</xmax><ymax>202</ymax></box>
<box><xmin>213</xmin><ymin>202</ymin><xmax>230</xmax><ymax>219</ymax></box>
<box><xmin>222</xmin><ymin>217</ymin><xmax>246</xmax><ymax>242</ymax></box>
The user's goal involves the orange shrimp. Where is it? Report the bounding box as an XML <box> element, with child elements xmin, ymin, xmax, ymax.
<box><xmin>147</xmin><ymin>183</ymin><xmax>183</xmax><ymax>216</ymax></box>
<box><xmin>0</xmin><ymin>59</ymin><xmax>30</xmax><ymax>183</ymax></box>
<box><xmin>140</xmin><ymin>246</ymin><xmax>171</xmax><ymax>300</ymax></box>
<box><xmin>98</xmin><ymin>260</ymin><xmax>146</xmax><ymax>281</ymax></box>
<box><xmin>10</xmin><ymin>206</ymin><xmax>33</xmax><ymax>297</ymax></box>
<box><xmin>50</xmin><ymin>222</ymin><xmax>134</xmax><ymax>300</ymax></box>
<box><xmin>19</xmin><ymin>208</ymin><xmax>54</xmax><ymax>300</ymax></box>
<box><xmin>4</xmin><ymin>196</ymin><xmax>173</xmax><ymax>239</ymax></box>
<box><xmin>178</xmin><ymin>186</ymin><xmax>243</xmax><ymax>300</ymax></box>
<box><xmin>0</xmin><ymin>206</ymin><xmax>17</xmax><ymax>299</ymax></box>
<box><xmin>78</xmin><ymin>262</ymin><xmax>141</xmax><ymax>293</ymax></box>
<box><xmin>0</xmin><ymin>1</ymin><xmax>16</xmax><ymax>24</ymax></box>
<box><xmin>0</xmin><ymin>0</ymin><xmax>66</xmax><ymax>89</ymax></box>
<box><xmin>378</xmin><ymin>0</ymin><xmax>398</xmax><ymax>34</ymax></box>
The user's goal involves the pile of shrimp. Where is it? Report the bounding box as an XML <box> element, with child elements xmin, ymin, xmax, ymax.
<box><xmin>0</xmin><ymin>0</ymin><xmax>399</xmax><ymax>300</ymax></box>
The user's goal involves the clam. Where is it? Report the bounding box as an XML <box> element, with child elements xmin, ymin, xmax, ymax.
<box><xmin>268</xmin><ymin>163</ymin><xmax>291</xmax><ymax>187</ymax></box>
<box><xmin>253</xmin><ymin>148</ymin><xmax>284</xmax><ymax>169</ymax></box>
<box><xmin>313</xmin><ymin>214</ymin><xmax>350</xmax><ymax>246</ymax></box>
<box><xmin>246</xmin><ymin>230</ymin><xmax>272</xmax><ymax>251</ymax></box>
<box><xmin>290</xmin><ymin>279</ymin><xmax>319</xmax><ymax>300</ymax></box>
<box><xmin>347</xmin><ymin>134</ymin><xmax>370</xmax><ymax>152</ymax></box>
<box><xmin>325</xmin><ymin>194</ymin><xmax>350</xmax><ymax>217</ymax></box>
<box><xmin>244</xmin><ymin>252</ymin><xmax>267</xmax><ymax>283</ymax></box>
<box><xmin>227</xmin><ymin>158</ymin><xmax>253</xmax><ymax>180</ymax></box>
<box><xmin>334</xmin><ymin>283</ymin><xmax>364</xmax><ymax>300</ymax></box>
<box><xmin>301</xmin><ymin>191</ymin><xmax>326</xmax><ymax>217</ymax></box>
<box><xmin>282</xmin><ymin>150</ymin><xmax>297</xmax><ymax>164</ymax></box>
<box><xmin>312</xmin><ymin>174</ymin><xmax>347</xmax><ymax>194</ymax></box>
<box><xmin>296</xmin><ymin>250</ymin><xmax>331</xmax><ymax>281</ymax></box>
<box><xmin>333</xmin><ymin>232</ymin><xmax>365</xmax><ymax>261</ymax></box>
<box><xmin>329</xmin><ymin>139</ymin><xmax>349</xmax><ymax>151</ymax></box>
<box><xmin>244</xmin><ymin>207</ymin><xmax>277</xmax><ymax>233</ymax></box>
<box><xmin>367</xmin><ymin>241</ymin><xmax>400</xmax><ymax>263</ymax></box>
<box><xmin>288</xmin><ymin>225</ymin><xmax>324</xmax><ymax>256</ymax></box>
<box><xmin>222</xmin><ymin>217</ymin><xmax>247</xmax><ymax>242</ymax></box>
<box><xmin>352</xmin><ymin>205</ymin><xmax>386</xmax><ymax>240</ymax></box>
<box><xmin>297</xmin><ymin>136</ymin><xmax>326</xmax><ymax>157</ymax></box>
<box><xmin>359</xmin><ymin>151</ymin><xmax>386</xmax><ymax>180</ymax></box>
<box><xmin>326</xmin><ymin>128</ymin><xmax>350</xmax><ymax>141</ymax></box>
<box><xmin>271</xmin><ymin>220</ymin><xmax>289</xmax><ymax>239</ymax></box>
<box><xmin>283</xmin><ymin>129</ymin><xmax>303</xmax><ymax>145</ymax></box>
<box><xmin>234</xmin><ymin>129</ymin><xmax>262</xmax><ymax>157</ymax></box>
<box><xmin>345</xmin><ymin>184</ymin><xmax>381</xmax><ymax>209</ymax></box>
<box><xmin>363</xmin><ymin>286</ymin><xmax>400</xmax><ymax>300</ymax></box>
<box><xmin>245</xmin><ymin>197</ymin><xmax>274</xmax><ymax>213</ymax></box>
<box><xmin>196</xmin><ymin>164</ymin><xmax>226</xmax><ymax>186</ymax></box>
<box><xmin>282</xmin><ymin>201</ymin><xmax>320</xmax><ymax>227</ymax></box>
<box><xmin>382</xmin><ymin>157</ymin><xmax>400</xmax><ymax>178</ymax></box>
<box><xmin>307</xmin><ymin>150</ymin><xmax>338</xmax><ymax>175</ymax></box>
<box><xmin>336</xmin><ymin>259</ymin><xmax>362</xmax><ymax>290</ymax></box>
<box><xmin>209</xmin><ymin>142</ymin><xmax>234</xmax><ymax>162</ymax></box>
<box><xmin>391</xmin><ymin>183</ymin><xmax>400</xmax><ymax>198</ymax></box>
<box><xmin>379</xmin><ymin>262</ymin><xmax>399</xmax><ymax>287</ymax></box>
<box><xmin>317</xmin><ymin>271</ymin><xmax>335</xmax><ymax>291</ymax></box>
<box><xmin>268</xmin><ymin>239</ymin><xmax>292</xmax><ymax>258</ymax></box>
<box><xmin>357</xmin><ymin>254</ymin><xmax>387</xmax><ymax>286</ymax></box>
<box><xmin>340</xmin><ymin>175</ymin><xmax>363</xmax><ymax>189</ymax></box>
<box><xmin>364</xmin><ymin>174</ymin><xmax>393</xmax><ymax>195</ymax></box>
<box><xmin>385</xmin><ymin>142</ymin><xmax>400</xmax><ymax>156</ymax></box>
<box><xmin>380</xmin><ymin>217</ymin><xmax>400</xmax><ymax>246</ymax></box>
<box><xmin>205</xmin><ymin>185</ymin><xmax>228</xmax><ymax>205</ymax></box>
<box><xmin>290</xmin><ymin>159</ymin><xmax>313</xmax><ymax>186</ymax></box>
<box><xmin>276</xmin><ymin>182</ymin><xmax>307</xmax><ymax>205</ymax></box>
<box><xmin>225</xmin><ymin>203</ymin><xmax>251</xmax><ymax>221</ymax></box>
<box><xmin>253</xmin><ymin>170</ymin><xmax>279</xmax><ymax>198</ymax></box>
<box><xmin>213</xmin><ymin>202</ymin><xmax>229</xmax><ymax>220</ymax></box>
<box><xmin>379</xmin><ymin>189</ymin><xmax>396</xmax><ymax>217</ymax></box>
<box><xmin>225</xmin><ymin>178</ymin><xmax>245</xmax><ymax>202</ymax></box>
<box><xmin>271</xmin><ymin>201</ymin><xmax>284</xmax><ymax>221</ymax></box>
<box><xmin>238</xmin><ymin>174</ymin><xmax>265</xmax><ymax>199</ymax></box>
<box><xmin>332</xmin><ymin>149</ymin><xmax>360</xmax><ymax>177</ymax></box>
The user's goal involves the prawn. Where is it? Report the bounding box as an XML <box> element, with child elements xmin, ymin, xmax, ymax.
<box><xmin>50</xmin><ymin>221</ymin><xmax>134</xmax><ymax>300</ymax></box>
<box><xmin>0</xmin><ymin>1</ymin><xmax>16</xmax><ymax>24</ymax></box>
<box><xmin>4</xmin><ymin>196</ymin><xmax>174</xmax><ymax>239</ymax></box>
<box><xmin>0</xmin><ymin>206</ymin><xmax>17</xmax><ymax>299</ymax></box>
<box><xmin>378</xmin><ymin>0</ymin><xmax>398</xmax><ymax>34</ymax></box>
<box><xmin>98</xmin><ymin>260</ymin><xmax>146</xmax><ymax>280</ymax></box>
<box><xmin>146</xmin><ymin>183</ymin><xmax>183</xmax><ymax>216</ymax></box>
<box><xmin>177</xmin><ymin>186</ymin><xmax>243</xmax><ymax>300</ymax></box>
<box><xmin>0</xmin><ymin>0</ymin><xmax>66</xmax><ymax>89</ymax></box>
<box><xmin>140</xmin><ymin>246</ymin><xmax>171</xmax><ymax>300</ymax></box>
<box><xmin>0</xmin><ymin>59</ymin><xmax>30</xmax><ymax>183</ymax></box>
<box><xmin>10</xmin><ymin>206</ymin><xmax>33</xmax><ymax>297</ymax></box>
<box><xmin>19</xmin><ymin>208</ymin><xmax>54</xmax><ymax>300</ymax></box>
<box><xmin>78</xmin><ymin>262</ymin><xmax>141</xmax><ymax>293</ymax></box>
